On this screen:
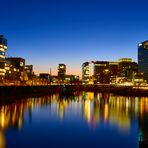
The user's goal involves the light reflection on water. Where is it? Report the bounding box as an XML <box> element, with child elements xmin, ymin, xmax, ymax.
<box><xmin>0</xmin><ymin>92</ymin><xmax>147</xmax><ymax>148</ymax></box>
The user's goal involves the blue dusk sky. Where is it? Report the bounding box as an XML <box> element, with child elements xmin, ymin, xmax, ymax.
<box><xmin>0</xmin><ymin>0</ymin><xmax>148</xmax><ymax>76</ymax></box>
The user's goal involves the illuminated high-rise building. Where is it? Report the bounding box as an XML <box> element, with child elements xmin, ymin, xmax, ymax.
<box><xmin>138</xmin><ymin>41</ymin><xmax>148</xmax><ymax>81</ymax></box>
<box><xmin>82</xmin><ymin>58</ymin><xmax>138</xmax><ymax>84</ymax></box>
<box><xmin>0</xmin><ymin>35</ymin><xmax>7</xmax><ymax>77</ymax></box>
<box><xmin>118</xmin><ymin>58</ymin><xmax>133</xmax><ymax>77</ymax></box>
<box><xmin>82</xmin><ymin>62</ymin><xmax>90</xmax><ymax>84</ymax></box>
<box><xmin>58</xmin><ymin>64</ymin><xmax>66</xmax><ymax>82</ymax></box>
<box><xmin>94</xmin><ymin>61</ymin><xmax>110</xmax><ymax>84</ymax></box>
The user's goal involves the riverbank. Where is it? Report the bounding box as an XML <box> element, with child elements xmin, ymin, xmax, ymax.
<box><xmin>0</xmin><ymin>85</ymin><xmax>61</xmax><ymax>100</ymax></box>
<box><xmin>0</xmin><ymin>84</ymin><xmax>148</xmax><ymax>100</ymax></box>
<box><xmin>63</xmin><ymin>84</ymin><xmax>148</xmax><ymax>96</ymax></box>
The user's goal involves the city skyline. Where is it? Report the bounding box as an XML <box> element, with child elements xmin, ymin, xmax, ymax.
<box><xmin>1</xmin><ymin>35</ymin><xmax>143</xmax><ymax>78</ymax></box>
<box><xmin>1</xmin><ymin>0</ymin><xmax>148</xmax><ymax>76</ymax></box>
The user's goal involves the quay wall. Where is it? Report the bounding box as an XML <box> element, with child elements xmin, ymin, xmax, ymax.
<box><xmin>0</xmin><ymin>85</ymin><xmax>148</xmax><ymax>100</ymax></box>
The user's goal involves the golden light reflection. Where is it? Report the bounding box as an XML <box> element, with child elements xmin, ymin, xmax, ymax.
<box><xmin>83</xmin><ymin>100</ymin><xmax>91</xmax><ymax>122</ymax></box>
<box><xmin>57</xmin><ymin>101</ymin><xmax>65</xmax><ymax>119</ymax></box>
<box><xmin>118</xmin><ymin>115</ymin><xmax>130</xmax><ymax>133</ymax></box>
<box><xmin>139</xmin><ymin>97</ymin><xmax>148</xmax><ymax>119</ymax></box>
<box><xmin>104</xmin><ymin>104</ymin><xmax>108</xmax><ymax>123</ymax></box>
<box><xmin>82</xmin><ymin>94</ymin><xmax>136</xmax><ymax>131</ymax></box>
<box><xmin>138</xmin><ymin>97</ymin><xmax>148</xmax><ymax>140</ymax></box>
<box><xmin>0</xmin><ymin>130</ymin><xmax>6</xmax><ymax>148</ymax></box>
<box><xmin>0</xmin><ymin>93</ymin><xmax>147</xmax><ymax>141</ymax></box>
<box><xmin>83</xmin><ymin>92</ymin><xmax>94</xmax><ymax>101</ymax></box>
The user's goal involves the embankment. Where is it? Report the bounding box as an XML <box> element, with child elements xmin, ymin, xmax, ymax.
<box><xmin>0</xmin><ymin>85</ymin><xmax>148</xmax><ymax>101</ymax></box>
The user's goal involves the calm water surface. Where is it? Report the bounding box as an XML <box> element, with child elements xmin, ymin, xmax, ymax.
<box><xmin>0</xmin><ymin>92</ymin><xmax>147</xmax><ymax>148</ymax></box>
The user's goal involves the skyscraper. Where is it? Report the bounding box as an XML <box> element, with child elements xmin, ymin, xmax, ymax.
<box><xmin>58</xmin><ymin>64</ymin><xmax>66</xmax><ymax>82</ymax></box>
<box><xmin>138</xmin><ymin>41</ymin><xmax>148</xmax><ymax>81</ymax></box>
<box><xmin>0</xmin><ymin>35</ymin><xmax>7</xmax><ymax>77</ymax></box>
<box><xmin>82</xmin><ymin>62</ymin><xmax>90</xmax><ymax>84</ymax></box>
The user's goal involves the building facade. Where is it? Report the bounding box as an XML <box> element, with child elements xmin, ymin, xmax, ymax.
<box><xmin>109</xmin><ymin>62</ymin><xmax>118</xmax><ymax>83</ymax></box>
<box><xmin>58</xmin><ymin>64</ymin><xmax>66</xmax><ymax>82</ymax></box>
<box><xmin>82</xmin><ymin>59</ymin><xmax>139</xmax><ymax>85</ymax></box>
<box><xmin>82</xmin><ymin>62</ymin><xmax>90</xmax><ymax>84</ymax></box>
<box><xmin>94</xmin><ymin>61</ymin><xmax>110</xmax><ymax>84</ymax></box>
<box><xmin>0</xmin><ymin>35</ymin><xmax>7</xmax><ymax>78</ymax></box>
<box><xmin>65</xmin><ymin>75</ymin><xmax>80</xmax><ymax>84</ymax></box>
<box><xmin>138</xmin><ymin>41</ymin><xmax>148</xmax><ymax>81</ymax></box>
<box><xmin>5</xmin><ymin>57</ymin><xmax>25</xmax><ymax>82</ymax></box>
<box><xmin>118</xmin><ymin>58</ymin><xmax>133</xmax><ymax>78</ymax></box>
<box><xmin>109</xmin><ymin>62</ymin><xmax>118</xmax><ymax>76</ymax></box>
<box><xmin>25</xmin><ymin>65</ymin><xmax>33</xmax><ymax>79</ymax></box>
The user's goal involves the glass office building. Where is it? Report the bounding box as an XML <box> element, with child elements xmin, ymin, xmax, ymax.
<box><xmin>58</xmin><ymin>64</ymin><xmax>66</xmax><ymax>82</ymax></box>
<box><xmin>82</xmin><ymin>62</ymin><xmax>90</xmax><ymax>84</ymax></box>
<box><xmin>0</xmin><ymin>35</ymin><xmax>7</xmax><ymax>77</ymax></box>
<box><xmin>138</xmin><ymin>41</ymin><xmax>148</xmax><ymax>81</ymax></box>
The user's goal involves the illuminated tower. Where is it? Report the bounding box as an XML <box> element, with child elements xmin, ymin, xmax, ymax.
<box><xmin>58</xmin><ymin>64</ymin><xmax>66</xmax><ymax>82</ymax></box>
<box><xmin>0</xmin><ymin>35</ymin><xmax>7</xmax><ymax>77</ymax></box>
<box><xmin>82</xmin><ymin>62</ymin><xmax>90</xmax><ymax>84</ymax></box>
<box><xmin>138</xmin><ymin>41</ymin><xmax>148</xmax><ymax>81</ymax></box>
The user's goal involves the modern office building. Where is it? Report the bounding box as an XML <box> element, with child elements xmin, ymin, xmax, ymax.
<box><xmin>82</xmin><ymin>62</ymin><xmax>90</xmax><ymax>84</ymax></box>
<box><xmin>131</xmin><ymin>62</ymin><xmax>138</xmax><ymax>74</ymax></box>
<box><xmin>58</xmin><ymin>64</ymin><xmax>66</xmax><ymax>82</ymax></box>
<box><xmin>109</xmin><ymin>62</ymin><xmax>118</xmax><ymax>83</ymax></box>
<box><xmin>94</xmin><ymin>61</ymin><xmax>110</xmax><ymax>84</ymax></box>
<box><xmin>39</xmin><ymin>73</ymin><xmax>51</xmax><ymax>84</ymax></box>
<box><xmin>25</xmin><ymin>65</ymin><xmax>33</xmax><ymax>79</ymax></box>
<box><xmin>0</xmin><ymin>35</ymin><xmax>7</xmax><ymax>78</ymax></box>
<box><xmin>109</xmin><ymin>62</ymin><xmax>118</xmax><ymax>77</ymax></box>
<box><xmin>118</xmin><ymin>58</ymin><xmax>133</xmax><ymax>78</ymax></box>
<box><xmin>5</xmin><ymin>57</ymin><xmax>25</xmax><ymax>81</ymax></box>
<box><xmin>138</xmin><ymin>41</ymin><xmax>148</xmax><ymax>81</ymax></box>
<box><xmin>82</xmin><ymin>61</ymin><xmax>110</xmax><ymax>84</ymax></box>
<box><xmin>82</xmin><ymin>58</ymin><xmax>139</xmax><ymax>84</ymax></box>
<box><xmin>65</xmin><ymin>75</ymin><xmax>80</xmax><ymax>84</ymax></box>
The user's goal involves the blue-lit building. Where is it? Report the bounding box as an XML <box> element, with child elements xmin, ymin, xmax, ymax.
<box><xmin>0</xmin><ymin>35</ymin><xmax>7</xmax><ymax>77</ymax></box>
<box><xmin>138</xmin><ymin>41</ymin><xmax>148</xmax><ymax>81</ymax></box>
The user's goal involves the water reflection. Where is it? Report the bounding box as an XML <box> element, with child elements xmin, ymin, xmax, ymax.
<box><xmin>0</xmin><ymin>92</ymin><xmax>147</xmax><ymax>147</ymax></box>
<box><xmin>82</xmin><ymin>92</ymin><xmax>137</xmax><ymax>131</ymax></box>
<box><xmin>0</xmin><ymin>130</ymin><xmax>5</xmax><ymax>148</ymax></box>
<box><xmin>139</xmin><ymin>97</ymin><xmax>148</xmax><ymax>141</ymax></box>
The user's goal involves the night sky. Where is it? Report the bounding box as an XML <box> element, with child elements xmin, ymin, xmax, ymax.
<box><xmin>1</xmin><ymin>0</ymin><xmax>148</xmax><ymax>76</ymax></box>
